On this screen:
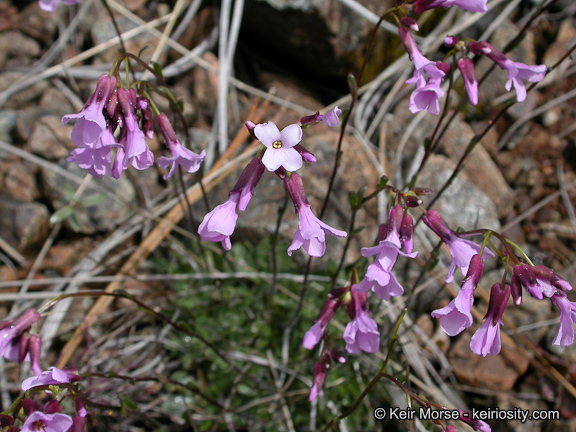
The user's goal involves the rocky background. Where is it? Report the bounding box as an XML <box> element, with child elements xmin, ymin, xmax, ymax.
<box><xmin>0</xmin><ymin>0</ymin><xmax>576</xmax><ymax>431</ymax></box>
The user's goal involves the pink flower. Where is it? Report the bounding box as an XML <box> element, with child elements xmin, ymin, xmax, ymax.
<box><xmin>300</xmin><ymin>107</ymin><xmax>342</xmax><ymax>127</ymax></box>
<box><xmin>0</xmin><ymin>309</ymin><xmax>41</xmax><ymax>361</ymax></box>
<box><xmin>408</xmin><ymin>73</ymin><xmax>445</xmax><ymax>115</ymax></box>
<box><xmin>254</xmin><ymin>122</ymin><xmax>303</xmax><ymax>172</ymax></box>
<box><xmin>229</xmin><ymin>158</ymin><xmax>265</xmax><ymax>212</ymax></box>
<box><xmin>470</xmin><ymin>283</ymin><xmax>510</xmax><ymax>356</ymax></box>
<box><xmin>62</xmin><ymin>74</ymin><xmax>116</xmax><ymax>148</ymax></box>
<box><xmin>550</xmin><ymin>293</ymin><xmax>576</xmax><ymax>347</ymax></box>
<box><xmin>20</xmin><ymin>411</ymin><xmax>73</xmax><ymax>432</ymax></box>
<box><xmin>422</xmin><ymin>209</ymin><xmax>493</xmax><ymax>283</ymax></box>
<box><xmin>156</xmin><ymin>114</ymin><xmax>205</xmax><ymax>179</ymax></box>
<box><xmin>284</xmin><ymin>173</ymin><xmax>346</xmax><ymax>257</ymax></box>
<box><xmin>458</xmin><ymin>410</ymin><xmax>492</xmax><ymax>431</ymax></box>
<box><xmin>414</xmin><ymin>0</ymin><xmax>488</xmax><ymax>14</ymax></box>
<box><xmin>303</xmin><ymin>298</ymin><xmax>340</xmax><ymax>350</ymax></box>
<box><xmin>39</xmin><ymin>0</ymin><xmax>80</xmax><ymax>12</ymax></box>
<box><xmin>469</xmin><ymin>41</ymin><xmax>547</xmax><ymax>102</ymax></box>
<box><xmin>288</xmin><ymin>205</ymin><xmax>347</xmax><ymax>257</ymax></box>
<box><xmin>198</xmin><ymin>192</ymin><xmax>240</xmax><ymax>251</ymax></box>
<box><xmin>356</xmin><ymin>206</ymin><xmax>417</xmax><ymax>300</ymax></box>
<box><xmin>67</xmin><ymin>126</ymin><xmax>118</xmax><ymax>179</ymax></box>
<box><xmin>22</xmin><ymin>367</ymin><xmax>81</xmax><ymax>391</ymax></box>
<box><xmin>343</xmin><ymin>289</ymin><xmax>380</xmax><ymax>354</ymax></box>
<box><xmin>457</xmin><ymin>58</ymin><xmax>478</xmax><ymax>105</ymax></box>
<box><xmin>431</xmin><ymin>255</ymin><xmax>483</xmax><ymax>336</ymax></box>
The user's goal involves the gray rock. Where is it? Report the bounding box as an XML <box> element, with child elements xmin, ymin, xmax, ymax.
<box><xmin>0</xmin><ymin>109</ymin><xmax>17</xmax><ymax>145</ymax></box>
<box><xmin>27</xmin><ymin>115</ymin><xmax>74</xmax><ymax>160</ymax></box>
<box><xmin>0</xmin><ymin>31</ymin><xmax>40</xmax><ymax>69</ymax></box>
<box><xmin>0</xmin><ymin>197</ymin><xmax>49</xmax><ymax>253</ymax></box>
<box><xmin>0</xmin><ymin>73</ymin><xmax>48</xmax><ymax>109</ymax></box>
<box><xmin>41</xmin><ymin>161</ymin><xmax>137</xmax><ymax>234</ymax></box>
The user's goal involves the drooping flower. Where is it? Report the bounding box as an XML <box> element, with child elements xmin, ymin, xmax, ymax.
<box><xmin>470</xmin><ymin>283</ymin><xmax>510</xmax><ymax>356</ymax></box>
<box><xmin>356</xmin><ymin>206</ymin><xmax>417</xmax><ymax>300</ymax></box>
<box><xmin>458</xmin><ymin>410</ymin><xmax>492</xmax><ymax>432</ymax></box>
<box><xmin>469</xmin><ymin>41</ymin><xmax>547</xmax><ymax>102</ymax></box>
<box><xmin>20</xmin><ymin>411</ymin><xmax>73</xmax><ymax>432</ymax></box>
<box><xmin>112</xmin><ymin>88</ymin><xmax>154</xmax><ymax>175</ymax></box>
<box><xmin>512</xmin><ymin>264</ymin><xmax>571</xmax><ymax>300</ymax></box>
<box><xmin>400</xmin><ymin>213</ymin><xmax>414</xmax><ymax>254</ymax></box>
<box><xmin>62</xmin><ymin>74</ymin><xmax>117</xmax><ymax>148</ymax></box>
<box><xmin>400</xmin><ymin>26</ymin><xmax>448</xmax><ymax>115</ymax></box>
<box><xmin>39</xmin><ymin>0</ymin><xmax>80</xmax><ymax>12</ymax></box>
<box><xmin>22</xmin><ymin>367</ymin><xmax>81</xmax><ymax>391</ymax></box>
<box><xmin>0</xmin><ymin>309</ymin><xmax>41</xmax><ymax>361</ymax></box>
<box><xmin>343</xmin><ymin>289</ymin><xmax>380</xmax><ymax>354</ymax></box>
<box><xmin>431</xmin><ymin>255</ymin><xmax>483</xmax><ymax>336</ymax></box>
<box><xmin>284</xmin><ymin>173</ymin><xmax>346</xmax><ymax>257</ymax></box>
<box><xmin>422</xmin><ymin>209</ymin><xmax>493</xmax><ymax>283</ymax></box>
<box><xmin>67</xmin><ymin>126</ymin><xmax>118</xmax><ymax>179</ymax></box>
<box><xmin>254</xmin><ymin>122</ymin><xmax>303</xmax><ymax>172</ymax></box>
<box><xmin>198</xmin><ymin>192</ymin><xmax>240</xmax><ymax>251</ymax></box>
<box><xmin>550</xmin><ymin>292</ymin><xmax>576</xmax><ymax>347</ymax></box>
<box><xmin>413</xmin><ymin>0</ymin><xmax>488</xmax><ymax>14</ymax></box>
<box><xmin>309</xmin><ymin>354</ymin><xmax>330</xmax><ymax>401</ymax></box>
<box><xmin>198</xmin><ymin>158</ymin><xmax>265</xmax><ymax>250</ymax></box>
<box><xmin>156</xmin><ymin>113</ymin><xmax>205</xmax><ymax>179</ymax></box>
<box><xmin>303</xmin><ymin>298</ymin><xmax>341</xmax><ymax>350</ymax></box>
<box><xmin>457</xmin><ymin>57</ymin><xmax>478</xmax><ymax>105</ymax></box>
<box><xmin>300</xmin><ymin>107</ymin><xmax>342</xmax><ymax>127</ymax></box>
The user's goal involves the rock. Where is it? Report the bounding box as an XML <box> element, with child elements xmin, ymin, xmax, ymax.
<box><xmin>39</xmin><ymin>87</ymin><xmax>75</xmax><ymax>118</ymax></box>
<box><xmin>0</xmin><ymin>197</ymin><xmax>50</xmax><ymax>253</ymax></box>
<box><xmin>0</xmin><ymin>31</ymin><xmax>40</xmax><ymax>69</ymax></box>
<box><xmin>0</xmin><ymin>109</ymin><xmax>17</xmax><ymax>144</ymax></box>
<box><xmin>0</xmin><ymin>157</ymin><xmax>40</xmax><ymax>202</ymax></box>
<box><xmin>0</xmin><ymin>73</ymin><xmax>48</xmax><ymax>109</ymax></box>
<box><xmin>27</xmin><ymin>115</ymin><xmax>74</xmax><ymax>159</ymax></box>
<box><xmin>17</xmin><ymin>2</ymin><xmax>59</xmax><ymax>42</ymax></box>
<box><xmin>448</xmin><ymin>329</ymin><xmax>529</xmax><ymax>391</ymax></box>
<box><xmin>41</xmin><ymin>161</ymin><xmax>137</xmax><ymax>234</ymax></box>
<box><xmin>240</xmin><ymin>0</ymin><xmax>395</xmax><ymax>85</ymax></box>
<box><xmin>415</xmin><ymin>154</ymin><xmax>501</xmax><ymax>230</ymax></box>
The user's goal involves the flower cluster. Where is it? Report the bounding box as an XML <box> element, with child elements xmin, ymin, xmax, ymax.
<box><xmin>0</xmin><ymin>309</ymin><xmax>43</xmax><ymax>376</ymax></box>
<box><xmin>398</xmin><ymin>1</ymin><xmax>547</xmax><ymax>112</ymax></box>
<box><xmin>198</xmin><ymin>108</ymin><xmax>346</xmax><ymax>257</ymax></box>
<box><xmin>302</xmin><ymin>285</ymin><xmax>379</xmax><ymax>400</ymax></box>
<box><xmin>63</xmin><ymin>74</ymin><xmax>205</xmax><ymax>180</ymax></box>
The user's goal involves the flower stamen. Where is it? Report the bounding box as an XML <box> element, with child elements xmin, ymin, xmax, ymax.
<box><xmin>272</xmin><ymin>140</ymin><xmax>282</xmax><ymax>149</ymax></box>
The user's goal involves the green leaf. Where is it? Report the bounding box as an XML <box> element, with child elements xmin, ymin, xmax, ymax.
<box><xmin>80</xmin><ymin>193</ymin><xmax>107</xmax><ymax>207</ymax></box>
<box><xmin>152</xmin><ymin>62</ymin><xmax>164</xmax><ymax>80</ymax></box>
<box><xmin>50</xmin><ymin>206</ymin><xmax>74</xmax><ymax>224</ymax></box>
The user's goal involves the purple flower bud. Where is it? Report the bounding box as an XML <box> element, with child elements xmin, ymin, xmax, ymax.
<box><xmin>405</xmin><ymin>195</ymin><xmax>423</xmax><ymax>207</ymax></box>
<box><xmin>71</xmin><ymin>416</ymin><xmax>86</xmax><ymax>432</ymax></box>
<box><xmin>400</xmin><ymin>213</ymin><xmax>414</xmax><ymax>254</ymax></box>
<box><xmin>309</xmin><ymin>360</ymin><xmax>327</xmax><ymax>401</ymax></box>
<box><xmin>532</xmin><ymin>265</ymin><xmax>572</xmax><ymax>292</ymax></box>
<box><xmin>28</xmin><ymin>335</ymin><xmax>42</xmax><ymax>376</ymax></box>
<box><xmin>510</xmin><ymin>274</ymin><xmax>522</xmax><ymax>306</ymax></box>
<box><xmin>457</xmin><ymin>58</ymin><xmax>478</xmax><ymax>105</ymax></box>
<box><xmin>400</xmin><ymin>17</ymin><xmax>419</xmax><ymax>32</ymax></box>
<box><xmin>513</xmin><ymin>264</ymin><xmax>540</xmax><ymax>299</ymax></box>
<box><xmin>444</xmin><ymin>35</ymin><xmax>459</xmax><ymax>47</ymax></box>
<box><xmin>329</xmin><ymin>350</ymin><xmax>346</xmax><ymax>364</ymax></box>
<box><xmin>245</xmin><ymin>121</ymin><xmax>257</xmax><ymax>139</ymax></box>
<box><xmin>470</xmin><ymin>283</ymin><xmax>510</xmax><ymax>356</ymax></box>
<box><xmin>293</xmin><ymin>144</ymin><xmax>317</xmax><ymax>163</ymax></box>
<box><xmin>300</xmin><ymin>107</ymin><xmax>342</xmax><ymax>127</ymax></box>
<box><xmin>44</xmin><ymin>400</ymin><xmax>63</xmax><ymax>414</ymax></box>
<box><xmin>458</xmin><ymin>409</ymin><xmax>491</xmax><ymax>431</ymax></box>
<box><xmin>230</xmin><ymin>158</ymin><xmax>266</xmax><ymax>212</ymax></box>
